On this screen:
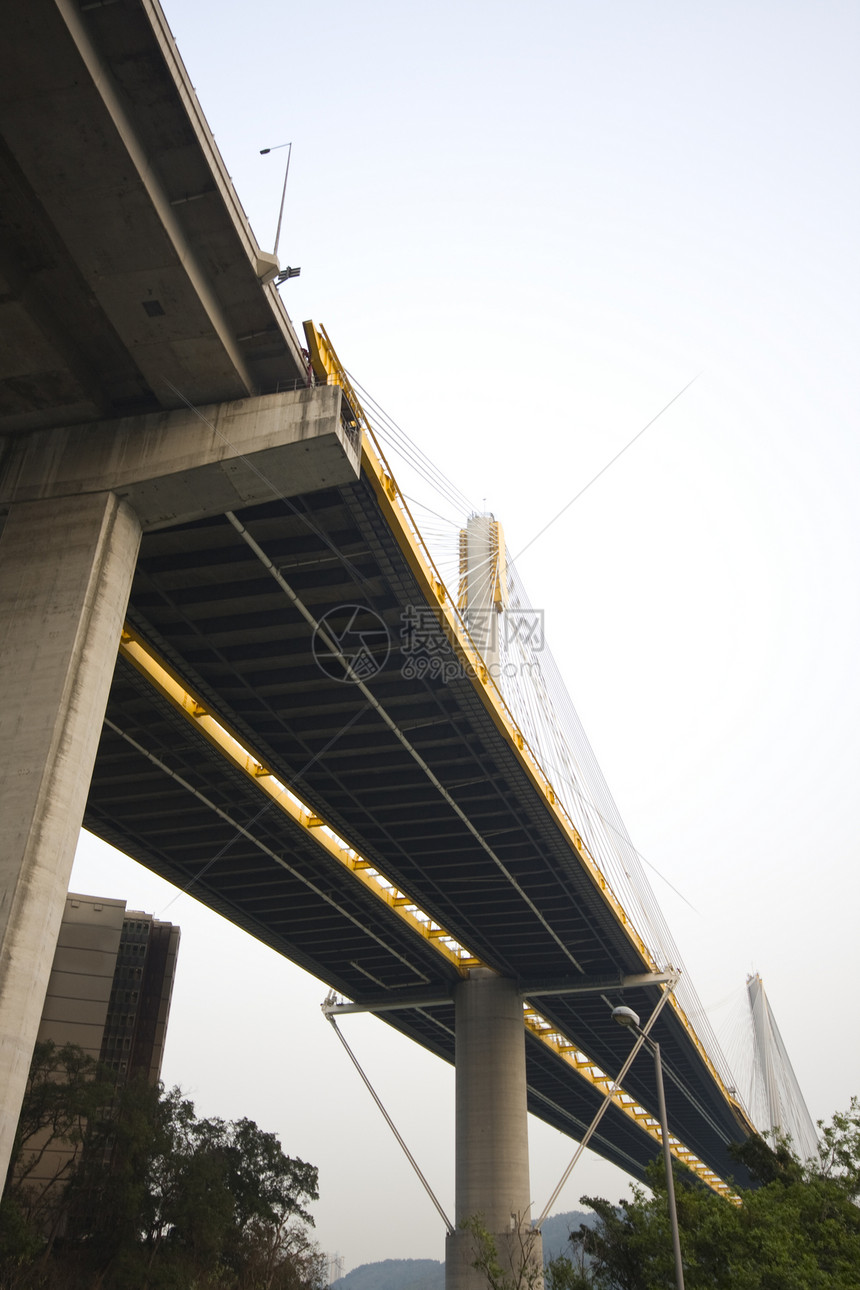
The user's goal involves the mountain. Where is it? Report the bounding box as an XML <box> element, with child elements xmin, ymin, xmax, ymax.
<box><xmin>331</xmin><ymin>1211</ymin><xmax>594</xmax><ymax>1289</ymax></box>
<box><xmin>540</xmin><ymin>1208</ymin><xmax>594</xmax><ymax>1260</ymax></box>
<box><xmin>331</xmin><ymin>1258</ymin><xmax>443</xmax><ymax>1290</ymax></box>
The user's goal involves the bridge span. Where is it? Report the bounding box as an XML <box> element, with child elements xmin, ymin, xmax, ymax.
<box><xmin>1</xmin><ymin>1</ymin><xmax>757</xmax><ymax>1283</ymax></box>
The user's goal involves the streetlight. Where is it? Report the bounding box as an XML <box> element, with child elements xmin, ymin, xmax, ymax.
<box><xmin>612</xmin><ymin>1005</ymin><xmax>686</xmax><ymax>1290</ymax></box>
<box><xmin>259</xmin><ymin>142</ymin><xmax>292</xmax><ymax>260</ymax></box>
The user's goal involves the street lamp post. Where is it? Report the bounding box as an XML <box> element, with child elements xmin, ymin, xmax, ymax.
<box><xmin>259</xmin><ymin>142</ymin><xmax>292</xmax><ymax>260</ymax></box>
<box><xmin>612</xmin><ymin>1006</ymin><xmax>686</xmax><ymax>1290</ymax></box>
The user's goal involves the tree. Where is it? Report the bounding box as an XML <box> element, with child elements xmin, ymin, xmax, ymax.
<box><xmin>818</xmin><ymin>1095</ymin><xmax>860</xmax><ymax>1200</ymax></box>
<box><xmin>142</xmin><ymin>1106</ymin><xmax>322</xmax><ymax>1287</ymax></box>
<box><xmin>544</xmin><ymin>1251</ymin><xmax>593</xmax><ymax>1290</ymax></box>
<box><xmin>463</xmin><ymin>1213</ymin><xmax>544</xmax><ymax>1290</ymax></box>
<box><xmin>562</xmin><ymin>1099</ymin><xmax>860</xmax><ymax>1290</ymax></box>
<box><xmin>1</xmin><ymin>1041</ymin><xmax>118</xmax><ymax>1267</ymax></box>
<box><xmin>0</xmin><ymin>1042</ymin><xmax>325</xmax><ymax>1290</ymax></box>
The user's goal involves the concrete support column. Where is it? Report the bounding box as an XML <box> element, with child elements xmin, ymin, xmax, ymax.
<box><xmin>445</xmin><ymin>969</ymin><xmax>543</xmax><ymax>1290</ymax></box>
<box><xmin>0</xmin><ymin>492</ymin><xmax>141</xmax><ymax>1182</ymax></box>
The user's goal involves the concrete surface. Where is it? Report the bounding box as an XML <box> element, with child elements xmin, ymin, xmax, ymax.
<box><xmin>0</xmin><ymin>386</ymin><xmax>357</xmax><ymax>530</ymax></box>
<box><xmin>0</xmin><ymin>492</ymin><xmax>141</xmax><ymax>1179</ymax></box>
<box><xmin>445</xmin><ymin>969</ymin><xmax>543</xmax><ymax>1290</ymax></box>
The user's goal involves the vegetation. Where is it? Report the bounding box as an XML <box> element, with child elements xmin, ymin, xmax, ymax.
<box><xmin>545</xmin><ymin>1098</ymin><xmax>860</xmax><ymax>1289</ymax></box>
<box><xmin>325</xmin><ymin>1212</ymin><xmax>591</xmax><ymax>1290</ymax></box>
<box><xmin>13</xmin><ymin>1045</ymin><xmax>854</xmax><ymax>1290</ymax></box>
<box><xmin>0</xmin><ymin>1041</ymin><xmax>325</xmax><ymax>1290</ymax></box>
<box><xmin>462</xmin><ymin>1213</ymin><xmax>546</xmax><ymax>1290</ymax></box>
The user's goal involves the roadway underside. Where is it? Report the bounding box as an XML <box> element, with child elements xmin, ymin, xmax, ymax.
<box><xmin>85</xmin><ymin>472</ymin><xmax>754</xmax><ymax>1190</ymax></box>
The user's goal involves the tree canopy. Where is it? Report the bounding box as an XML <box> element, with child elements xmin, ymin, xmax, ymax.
<box><xmin>0</xmin><ymin>1041</ymin><xmax>325</xmax><ymax>1290</ymax></box>
<box><xmin>546</xmin><ymin>1098</ymin><xmax>860</xmax><ymax>1290</ymax></box>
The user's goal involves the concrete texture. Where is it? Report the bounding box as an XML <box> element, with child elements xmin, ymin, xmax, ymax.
<box><xmin>0</xmin><ymin>0</ymin><xmax>308</xmax><ymax>436</ymax></box>
<box><xmin>0</xmin><ymin>387</ymin><xmax>358</xmax><ymax>530</ymax></box>
<box><xmin>0</xmin><ymin>380</ymin><xmax>357</xmax><ymax>1188</ymax></box>
<box><xmin>0</xmin><ymin>492</ymin><xmax>141</xmax><ymax>1180</ymax></box>
<box><xmin>446</xmin><ymin>969</ymin><xmax>543</xmax><ymax>1290</ymax></box>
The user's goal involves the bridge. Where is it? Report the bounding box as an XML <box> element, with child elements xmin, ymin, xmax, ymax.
<box><xmin>0</xmin><ymin>2</ymin><xmax>800</xmax><ymax>1284</ymax></box>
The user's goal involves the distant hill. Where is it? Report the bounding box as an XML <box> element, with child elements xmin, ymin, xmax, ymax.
<box><xmin>331</xmin><ymin>1259</ymin><xmax>443</xmax><ymax>1290</ymax></box>
<box><xmin>540</xmin><ymin>1208</ymin><xmax>594</xmax><ymax>1260</ymax></box>
<box><xmin>331</xmin><ymin>1211</ymin><xmax>594</xmax><ymax>1290</ymax></box>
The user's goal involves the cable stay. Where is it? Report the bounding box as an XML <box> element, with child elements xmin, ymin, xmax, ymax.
<box><xmin>303</xmin><ymin>328</ymin><xmax>817</xmax><ymax>1147</ymax></box>
<box><xmin>321</xmin><ymin>993</ymin><xmax>454</xmax><ymax>1234</ymax></box>
<box><xmin>536</xmin><ymin>982</ymin><xmax>678</xmax><ymax>1226</ymax></box>
<box><xmin>745</xmin><ymin>974</ymin><xmax>820</xmax><ymax>1161</ymax></box>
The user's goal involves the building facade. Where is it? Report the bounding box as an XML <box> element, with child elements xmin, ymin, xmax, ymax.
<box><xmin>14</xmin><ymin>893</ymin><xmax>180</xmax><ymax>1209</ymax></box>
<box><xmin>37</xmin><ymin>892</ymin><xmax>180</xmax><ymax>1085</ymax></box>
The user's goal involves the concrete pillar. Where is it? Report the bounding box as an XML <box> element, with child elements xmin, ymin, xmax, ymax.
<box><xmin>0</xmin><ymin>492</ymin><xmax>141</xmax><ymax>1182</ymax></box>
<box><xmin>446</xmin><ymin>969</ymin><xmax>543</xmax><ymax>1290</ymax></box>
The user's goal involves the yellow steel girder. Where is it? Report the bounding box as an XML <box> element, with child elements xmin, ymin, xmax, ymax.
<box><xmin>118</xmin><ymin>625</ymin><xmax>477</xmax><ymax>974</ymax></box>
<box><xmin>116</xmin><ymin>624</ymin><xmax>738</xmax><ymax>1200</ymax></box>
<box><xmin>300</xmin><ymin>318</ymin><xmax>753</xmax><ymax>1140</ymax></box>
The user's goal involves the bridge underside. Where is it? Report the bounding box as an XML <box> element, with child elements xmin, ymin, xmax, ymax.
<box><xmin>0</xmin><ymin>0</ymin><xmax>306</xmax><ymax>438</ymax></box>
<box><xmin>0</xmin><ymin>0</ymin><xmax>753</xmax><ymax>1203</ymax></box>
<box><xmin>85</xmin><ymin>472</ymin><xmax>753</xmax><ymax>1190</ymax></box>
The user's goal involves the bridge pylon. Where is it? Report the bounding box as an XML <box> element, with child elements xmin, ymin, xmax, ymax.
<box><xmin>458</xmin><ymin>513</ymin><xmax>507</xmax><ymax>678</ymax></box>
<box><xmin>0</xmin><ymin>492</ymin><xmax>142</xmax><ymax>1175</ymax></box>
<box><xmin>446</xmin><ymin>967</ymin><xmax>543</xmax><ymax>1289</ymax></box>
<box><xmin>0</xmin><ymin>388</ymin><xmax>355</xmax><ymax>1186</ymax></box>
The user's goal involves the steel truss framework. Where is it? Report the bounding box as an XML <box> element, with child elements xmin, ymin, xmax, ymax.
<box><xmin>86</xmin><ymin>389</ymin><xmax>755</xmax><ymax>1196</ymax></box>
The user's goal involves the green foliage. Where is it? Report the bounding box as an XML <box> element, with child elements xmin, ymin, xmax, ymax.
<box><xmin>0</xmin><ymin>1041</ymin><xmax>325</xmax><ymax>1290</ymax></box>
<box><xmin>561</xmin><ymin>1098</ymin><xmax>860</xmax><ymax>1290</ymax></box>
<box><xmin>544</xmin><ymin>1251</ymin><xmax>593</xmax><ymax>1289</ymax></box>
<box><xmin>326</xmin><ymin>1212</ymin><xmax>591</xmax><ymax>1290</ymax></box>
<box><xmin>463</xmin><ymin>1213</ymin><xmax>544</xmax><ymax>1290</ymax></box>
<box><xmin>818</xmin><ymin>1095</ymin><xmax>860</xmax><ymax>1201</ymax></box>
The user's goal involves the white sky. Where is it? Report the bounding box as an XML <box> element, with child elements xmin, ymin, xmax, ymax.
<box><xmin>72</xmin><ymin>0</ymin><xmax>859</xmax><ymax>1273</ymax></box>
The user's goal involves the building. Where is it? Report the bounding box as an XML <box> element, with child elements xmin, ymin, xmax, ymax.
<box><xmin>14</xmin><ymin>893</ymin><xmax>180</xmax><ymax>1210</ymax></box>
<box><xmin>37</xmin><ymin>892</ymin><xmax>180</xmax><ymax>1085</ymax></box>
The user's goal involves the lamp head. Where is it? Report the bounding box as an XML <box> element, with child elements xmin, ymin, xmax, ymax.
<box><xmin>611</xmin><ymin>1005</ymin><xmax>641</xmax><ymax>1030</ymax></box>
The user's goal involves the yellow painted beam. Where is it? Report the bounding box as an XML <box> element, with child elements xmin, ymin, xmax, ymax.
<box><xmin>117</xmin><ymin>623</ymin><xmax>739</xmax><ymax>1201</ymax></box>
<box><xmin>522</xmin><ymin>1006</ymin><xmax>740</xmax><ymax>1203</ymax></box>
<box><xmin>118</xmin><ymin>625</ymin><xmax>477</xmax><ymax>974</ymax></box>
<box><xmin>300</xmin><ymin>319</ymin><xmax>753</xmax><ymax>1141</ymax></box>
